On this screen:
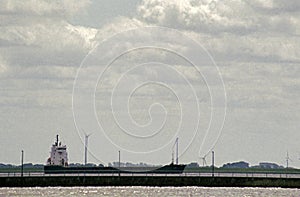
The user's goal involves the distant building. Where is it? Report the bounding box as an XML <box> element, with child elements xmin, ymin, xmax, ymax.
<box><xmin>23</xmin><ymin>163</ymin><xmax>33</xmax><ymax>168</ymax></box>
<box><xmin>258</xmin><ymin>162</ymin><xmax>284</xmax><ymax>169</ymax></box>
<box><xmin>69</xmin><ymin>163</ymin><xmax>84</xmax><ymax>167</ymax></box>
<box><xmin>186</xmin><ymin>162</ymin><xmax>200</xmax><ymax>168</ymax></box>
<box><xmin>0</xmin><ymin>163</ymin><xmax>14</xmax><ymax>168</ymax></box>
<box><xmin>222</xmin><ymin>161</ymin><xmax>249</xmax><ymax>168</ymax></box>
<box><xmin>85</xmin><ymin>163</ymin><xmax>96</xmax><ymax>167</ymax></box>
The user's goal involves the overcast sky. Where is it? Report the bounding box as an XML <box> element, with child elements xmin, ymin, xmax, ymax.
<box><xmin>0</xmin><ymin>0</ymin><xmax>299</xmax><ymax>167</ymax></box>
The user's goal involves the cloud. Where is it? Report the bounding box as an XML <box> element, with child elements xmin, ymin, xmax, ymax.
<box><xmin>0</xmin><ymin>0</ymin><xmax>95</xmax><ymax>112</ymax></box>
<box><xmin>0</xmin><ymin>0</ymin><xmax>91</xmax><ymax>17</ymax></box>
<box><xmin>94</xmin><ymin>17</ymin><xmax>144</xmax><ymax>42</ymax></box>
<box><xmin>1</xmin><ymin>20</ymin><xmax>96</xmax><ymax>48</ymax></box>
<box><xmin>137</xmin><ymin>0</ymin><xmax>259</xmax><ymax>34</ymax></box>
<box><xmin>0</xmin><ymin>22</ymin><xmax>98</xmax><ymax>73</ymax></box>
<box><xmin>248</xmin><ymin>0</ymin><xmax>300</xmax><ymax>13</ymax></box>
<box><xmin>196</xmin><ymin>32</ymin><xmax>300</xmax><ymax>63</ymax></box>
<box><xmin>0</xmin><ymin>0</ymin><xmax>98</xmax><ymax>71</ymax></box>
<box><xmin>0</xmin><ymin>55</ymin><xmax>8</xmax><ymax>74</ymax></box>
<box><xmin>137</xmin><ymin>0</ymin><xmax>300</xmax><ymax>35</ymax></box>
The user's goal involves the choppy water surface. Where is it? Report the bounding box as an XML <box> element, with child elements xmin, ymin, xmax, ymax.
<box><xmin>0</xmin><ymin>187</ymin><xmax>299</xmax><ymax>197</ymax></box>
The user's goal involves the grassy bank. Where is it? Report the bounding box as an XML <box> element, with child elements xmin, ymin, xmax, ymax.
<box><xmin>185</xmin><ymin>167</ymin><xmax>300</xmax><ymax>174</ymax></box>
<box><xmin>1</xmin><ymin>166</ymin><xmax>300</xmax><ymax>175</ymax></box>
<box><xmin>1</xmin><ymin>176</ymin><xmax>300</xmax><ymax>188</ymax></box>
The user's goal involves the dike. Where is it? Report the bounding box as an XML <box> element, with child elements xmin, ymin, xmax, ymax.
<box><xmin>1</xmin><ymin>176</ymin><xmax>300</xmax><ymax>188</ymax></box>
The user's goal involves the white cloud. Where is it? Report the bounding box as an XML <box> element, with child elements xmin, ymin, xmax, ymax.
<box><xmin>66</xmin><ymin>24</ymin><xmax>98</xmax><ymax>48</ymax></box>
<box><xmin>0</xmin><ymin>0</ymin><xmax>98</xmax><ymax>70</ymax></box>
<box><xmin>94</xmin><ymin>17</ymin><xmax>144</xmax><ymax>42</ymax></box>
<box><xmin>0</xmin><ymin>0</ymin><xmax>91</xmax><ymax>17</ymax></box>
<box><xmin>0</xmin><ymin>21</ymin><xmax>95</xmax><ymax>49</ymax></box>
<box><xmin>137</xmin><ymin>0</ymin><xmax>258</xmax><ymax>33</ymax></box>
<box><xmin>0</xmin><ymin>0</ymin><xmax>95</xmax><ymax>110</ymax></box>
<box><xmin>137</xmin><ymin>0</ymin><xmax>300</xmax><ymax>35</ymax></box>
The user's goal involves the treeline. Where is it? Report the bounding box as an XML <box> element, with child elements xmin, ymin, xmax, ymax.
<box><xmin>0</xmin><ymin>161</ymin><xmax>287</xmax><ymax>169</ymax></box>
<box><xmin>0</xmin><ymin>163</ymin><xmax>43</xmax><ymax>168</ymax></box>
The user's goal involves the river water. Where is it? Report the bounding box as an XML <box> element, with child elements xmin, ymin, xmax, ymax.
<box><xmin>0</xmin><ymin>187</ymin><xmax>299</xmax><ymax>196</ymax></box>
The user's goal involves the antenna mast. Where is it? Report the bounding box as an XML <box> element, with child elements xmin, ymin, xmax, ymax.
<box><xmin>56</xmin><ymin>135</ymin><xmax>59</xmax><ymax>146</ymax></box>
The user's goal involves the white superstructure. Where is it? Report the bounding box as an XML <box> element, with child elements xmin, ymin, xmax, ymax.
<box><xmin>46</xmin><ymin>135</ymin><xmax>68</xmax><ymax>166</ymax></box>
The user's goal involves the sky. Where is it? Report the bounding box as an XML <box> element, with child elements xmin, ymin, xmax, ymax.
<box><xmin>0</xmin><ymin>0</ymin><xmax>299</xmax><ymax>168</ymax></box>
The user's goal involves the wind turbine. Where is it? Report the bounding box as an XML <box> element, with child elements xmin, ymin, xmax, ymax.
<box><xmin>82</xmin><ymin>129</ymin><xmax>92</xmax><ymax>166</ymax></box>
<box><xmin>200</xmin><ymin>155</ymin><xmax>208</xmax><ymax>167</ymax></box>
<box><xmin>171</xmin><ymin>137</ymin><xmax>179</xmax><ymax>165</ymax></box>
<box><xmin>199</xmin><ymin>150</ymin><xmax>213</xmax><ymax>167</ymax></box>
<box><xmin>286</xmin><ymin>151</ymin><xmax>293</xmax><ymax>168</ymax></box>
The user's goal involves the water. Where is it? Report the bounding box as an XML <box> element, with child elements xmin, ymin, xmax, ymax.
<box><xmin>0</xmin><ymin>187</ymin><xmax>299</xmax><ymax>197</ymax></box>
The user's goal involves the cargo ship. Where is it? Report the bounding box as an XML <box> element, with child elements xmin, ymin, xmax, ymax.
<box><xmin>44</xmin><ymin>135</ymin><xmax>186</xmax><ymax>174</ymax></box>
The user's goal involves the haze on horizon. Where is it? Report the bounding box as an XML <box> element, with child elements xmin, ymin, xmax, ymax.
<box><xmin>0</xmin><ymin>0</ymin><xmax>299</xmax><ymax>168</ymax></box>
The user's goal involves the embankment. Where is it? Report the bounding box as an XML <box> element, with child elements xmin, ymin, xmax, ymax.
<box><xmin>1</xmin><ymin>176</ymin><xmax>300</xmax><ymax>188</ymax></box>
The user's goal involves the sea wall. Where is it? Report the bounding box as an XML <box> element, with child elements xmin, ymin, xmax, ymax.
<box><xmin>1</xmin><ymin>176</ymin><xmax>300</xmax><ymax>188</ymax></box>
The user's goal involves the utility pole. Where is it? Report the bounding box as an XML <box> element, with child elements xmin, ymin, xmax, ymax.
<box><xmin>21</xmin><ymin>150</ymin><xmax>24</xmax><ymax>177</ymax></box>
<box><xmin>118</xmin><ymin>150</ymin><xmax>121</xmax><ymax>168</ymax></box>
<box><xmin>171</xmin><ymin>149</ymin><xmax>174</xmax><ymax>164</ymax></box>
<box><xmin>286</xmin><ymin>156</ymin><xmax>289</xmax><ymax>169</ymax></box>
<box><xmin>212</xmin><ymin>151</ymin><xmax>215</xmax><ymax>177</ymax></box>
<box><xmin>176</xmin><ymin>137</ymin><xmax>179</xmax><ymax>165</ymax></box>
<box><xmin>201</xmin><ymin>156</ymin><xmax>207</xmax><ymax>167</ymax></box>
<box><xmin>118</xmin><ymin>150</ymin><xmax>121</xmax><ymax>177</ymax></box>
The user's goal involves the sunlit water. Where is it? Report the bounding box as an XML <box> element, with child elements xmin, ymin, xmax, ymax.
<box><xmin>0</xmin><ymin>187</ymin><xmax>299</xmax><ymax>197</ymax></box>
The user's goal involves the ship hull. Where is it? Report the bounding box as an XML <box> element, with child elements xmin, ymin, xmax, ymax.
<box><xmin>44</xmin><ymin>164</ymin><xmax>186</xmax><ymax>174</ymax></box>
